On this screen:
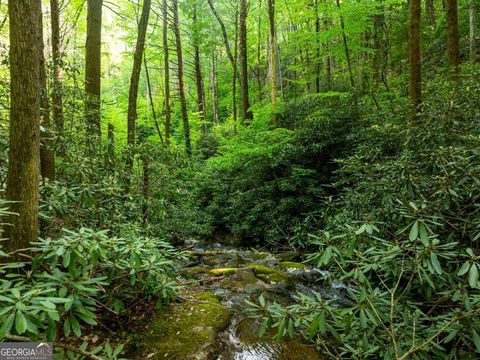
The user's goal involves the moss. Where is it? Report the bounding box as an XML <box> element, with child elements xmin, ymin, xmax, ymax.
<box><xmin>209</xmin><ymin>267</ymin><xmax>238</xmax><ymax>276</ymax></box>
<box><xmin>247</xmin><ymin>264</ymin><xmax>288</xmax><ymax>283</ymax></box>
<box><xmin>246</xmin><ymin>264</ymin><xmax>277</xmax><ymax>274</ymax></box>
<box><xmin>180</xmin><ymin>266</ymin><xmax>208</xmax><ymax>277</ymax></box>
<box><xmin>278</xmin><ymin>261</ymin><xmax>307</xmax><ymax>270</ymax></box>
<box><xmin>142</xmin><ymin>291</ymin><xmax>232</xmax><ymax>359</ymax></box>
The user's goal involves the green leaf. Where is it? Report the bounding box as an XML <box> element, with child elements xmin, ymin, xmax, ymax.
<box><xmin>70</xmin><ymin>316</ymin><xmax>81</xmax><ymax>337</ymax></box>
<box><xmin>458</xmin><ymin>261</ymin><xmax>471</xmax><ymax>276</ymax></box>
<box><xmin>63</xmin><ymin>317</ymin><xmax>71</xmax><ymax>337</ymax></box>
<box><xmin>419</xmin><ymin>222</ymin><xmax>429</xmax><ymax>246</ymax></box>
<box><xmin>259</xmin><ymin>318</ymin><xmax>269</xmax><ymax>337</ymax></box>
<box><xmin>473</xmin><ymin>330</ymin><xmax>480</xmax><ymax>352</ymax></box>
<box><xmin>15</xmin><ymin>311</ymin><xmax>27</xmax><ymax>334</ymax></box>
<box><xmin>430</xmin><ymin>253</ymin><xmax>442</xmax><ymax>275</ymax></box>
<box><xmin>63</xmin><ymin>251</ymin><xmax>71</xmax><ymax>268</ymax></box>
<box><xmin>1</xmin><ymin>313</ymin><xmax>15</xmax><ymax>335</ymax></box>
<box><xmin>113</xmin><ymin>344</ymin><xmax>124</xmax><ymax>357</ymax></box>
<box><xmin>409</xmin><ymin>221</ymin><xmax>419</xmax><ymax>241</ymax></box>
<box><xmin>469</xmin><ymin>264</ymin><xmax>479</xmax><ymax>288</ymax></box>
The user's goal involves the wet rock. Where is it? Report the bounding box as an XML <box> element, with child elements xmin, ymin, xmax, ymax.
<box><xmin>210</xmin><ymin>268</ymin><xmax>238</xmax><ymax>276</ymax></box>
<box><xmin>141</xmin><ymin>292</ymin><xmax>232</xmax><ymax>360</ymax></box>
<box><xmin>278</xmin><ymin>261</ymin><xmax>308</xmax><ymax>270</ymax></box>
<box><xmin>181</xmin><ymin>267</ymin><xmax>205</xmax><ymax>278</ymax></box>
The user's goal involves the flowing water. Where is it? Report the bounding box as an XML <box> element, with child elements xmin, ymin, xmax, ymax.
<box><xmin>138</xmin><ymin>242</ymin><xmax>344</xmax><ymax>360</ymax></box>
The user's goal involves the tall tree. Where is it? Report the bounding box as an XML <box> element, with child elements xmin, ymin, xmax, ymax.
<box><xmin>409</xmin><ymin>0</ymin><xmax>422</xmax><ymax>123</ymax></box>
<box><xmin>173</xmin><ymin>0</ymin><xmax>192</xmax><ymax>156</ymax></box>
<box><xmin>51</xmin><ymin>0</ymin><xmax>64</xmax><ymax>154</ymax></box>
<box><xmin>267</xmin><ymin>0</ymin><xmax>278</xmax><ymax>122</ymax></box>
<box><xmin>85</xmin><ymin>0</ymin><xmax>102</xmax><ymax>143</ymax></box>
<box><xmin>239</xmin><ymin>0</ymin><xmax>252</xmax><ymax>122</ymax></box>
<box><xmin>207</xmin><ymin>0</ymin><xmax>239</xmax><ymax>125</ymax></box>
<box><xmin>126</xmin><ymin>0</ymin><xmax>151</xmax><ymax>188</ymax></box>
<box><xmin>37</xmin><ymin>1</ymin><xmax>55</xmax><ymax>180</ymax></box>
<box><xmin>445</xmin><ymin>0</ymin><xmax>461</xmax><ymax>69</ymax></box>
<box><xmin>425</xmin><ymin>0</ymin><xmax>435</xmax><ymax>25</ymax></box>
<box><xmin>192</xmin><ymin>4</ymin><xmax>206</xmax><ymax>130</ymax></box>
<box><xmin>469</xmin><ymin>0</ymin><xmax>477</xmax><ymax>62</ymax></box>
<box><xmin>163</xmin><ymin>0</ymin><xmax>171</xmax><ymax>146</ymax></box>
<box><xmin>211</xmin><ymin>30</ymin><xmax>219</xmax><ymax>125</ymax></box>
<box><xmin>5</xmin><ymin>0</ymin><xmax>41</xmax><ymax>252</ymax></box>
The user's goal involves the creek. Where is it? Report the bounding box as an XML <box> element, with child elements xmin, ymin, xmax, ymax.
<box><xmin>135</xmin><ymin>242</ymin><xmax>345</xmax><ymax>359</ymax></box>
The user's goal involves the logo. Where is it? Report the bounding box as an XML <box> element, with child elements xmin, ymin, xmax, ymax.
<box><xmin>0</xmin><ymin>343</ymin><xmax>53</xmax><ymax>360</ymax></box>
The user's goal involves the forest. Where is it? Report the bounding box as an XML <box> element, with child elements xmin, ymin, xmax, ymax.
<box><xmin>0</xmin><ymin>0</ymin><xmax>479</xmax><ymax>358</ymax></box>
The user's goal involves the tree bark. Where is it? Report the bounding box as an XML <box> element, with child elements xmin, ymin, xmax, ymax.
<box><xmin>233</xmin><ymin>3</ymin><xmax>239</xmax><ymax>130</ymax></box>
<box><xmin>470</xmin><ymin>0</ymin><xmax>477</xmax><ymax>62</ymax></box>
<box><xmin>315</xmin><ymin>0</ymin><xmax>321</xmax><ymax>93</ymax></box>
<box><xmin>267</xmin><ymin>0</ymin><xmax>278</xmax><ymax>122</ymax></box>
<box><xmin>257</xmin><ymin>0</ymin><xmax>263</xmax><ymax>100</ymax></box>
<box><xmin>239</xmin><ymin>0</ymin><xmax>252</xmax><ymax>123</ymax></box>
<box><xmin>51</xmin><ymin>0</ymin><xmax>64</xmax><ymax>155</ymax></box>
<box><xmin>211</xmin><ymin>32</ymin><xmax>219</xmax><ymax>125</ymax></box>
<box><xmin>5</xmin><ymin>0</ymin><xmax>41</xmax><ymax>252</ymax></box>
<box><xmin>425</xmin><ymin>0</ymin><xmax>435</xmax><ymax>25</ymax></box>
<box><xmin>85</xmin><ymin>0</ymin><xmax>102</xmax><ymax>144</ymax></box>
<box><xmin>173</xmin><ymin>0</ymin><xmax>192</xmax><ymax>156</ymax></box>
<box><xmin>37</xmin><ymin>1</ymin><xmax>55</xmax><ymax>181</ymax></box>
<box><xmin>126</xmin><ymin>0</ymin><xmax>151</xmax><ymax>189</ymax></box>
<box><xmin>445</xmin><ymin>0</ymin><xmax>461</xmax><ymax>69</ymax></box>
<box><xmin>192</xmin><ymin>5</ymin><xmax>206</xmax><ymax>130</ymax></box>
<box><xmin>163</xmin><ymin>0</ymin><xmax>171</xmax><ymax>146</ymax></box>
<box><xmin>409</xmin><ymin>0</ymin><xmax>422</xmax><ymax>123</ymax></box>
<box><xmin>107</xmin><ymin>123</ymin><xmax>115</xmax><ymax>171</ymax></box>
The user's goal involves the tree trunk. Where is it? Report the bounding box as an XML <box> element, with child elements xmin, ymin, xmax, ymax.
<box><xmin>425</xmin><ymin>0</ymin><xmax>435</xmax><ymax>25</ymax></box>
<box><xmin>51</xmin><ymin>0</ymin><xmax>64</xmax><ymax>155</ymax></box>
<box><xmin>126</xmin><ymin>0</ymin><xmax>151</xmax><ymax>189</ymax></box>
<box><xmin>239</xmin><ymin>0</ymin><xmax>252</xmax><ymax>123</ymax></box>
<box><xmin>85</xmin><ymin>0</ymin><xmax>102</xmax><ymax>144</ymax></box>
<box><xmin>193</xmin><ymin>5</ymin><xmax>206</xmax><ymax>131</ymax></box>
<box><xmin>37</xmin><ymin>1</ymin><xmax>55</xmax><ymax>181</ymax></box>
<box><xmin>257</xmin><ymin>0</ymin><xmax>263</xmax><ymax>100</ymax></box>
<box><xmin>233</xmin><ymin>3</ymin><xmax>239</xmax><ymax>130</ymax></box>
<box><xmin>142</xmin><ymin>157</ymin><xmax>149</xmax><ymax>227</ymax></box>
<box><xmin>470</xmin><ymin>0</ymin><xmax>477</xmax><ymax>62</ymax></box>
<box><xmin>336</xmin><ymin>0</ymin><xmax>357</xmax><ymax>112</ymax></box>
<box><xmin>445</xmin><ymin>0</ymin><xmax>461</xmax><ymax>69</ymax></box>
<box><xmin>267</xmin><ymin>0</ymin><xmax>278</xmax><ymax>122</ymax></box>
<box><xmin>207</xmin><ymin>0</ymin><xmax>240</xmax><ymax>125</ymax></box>
<box><xmin>211</xmin><ymin>33</ymin><xmax>219</xmax><ymax>125</ymax></box>
<box><xmin>173</xmin><ymin>0</ymin><xmax>192</xmax><ymax>156</ymax></box>
<box><xmin>409</xmin><ymin>0</ymin><xmax>422</xmax><ymax>123</ymax></box>
<box><xmin>324</xmin><ymin>18</ymin><xmax>333</xmax><ymax>91</ymax></box>
<box><xmin>107</xmin><ymin>123</ymin><xmax>115</xmax><ymax>171</ymax></box>
<box><xmin>163</xmin><ymin>0</ymin><xmax>171</xmax><ymax>146</ymax></box>
<box><xmin>315</xmin><ymin>0</ymin><xmax>321</xmax><ymax>93</ymax></box>
<box><xmin>5</xmin><ymin>0</ymin><xmax>41</xmax><ymax>252</ymax></box>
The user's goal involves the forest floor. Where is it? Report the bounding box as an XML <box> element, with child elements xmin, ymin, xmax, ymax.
<box><xmin>133</xmin><ymin>242</ymin><xmax>332</xmax><ymax>360</ymax></box>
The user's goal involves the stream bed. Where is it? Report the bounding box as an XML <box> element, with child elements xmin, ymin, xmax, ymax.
<box><xmin>136</xmin><ymin>243</ymin><xmax>333</xmax><ymax>360</ymax></box>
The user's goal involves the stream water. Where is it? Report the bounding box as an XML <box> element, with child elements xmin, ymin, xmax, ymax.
<box><xmin>138</xmin><ymin>242</ymin><xmax>339</xmax><ymax>360</ymax></box>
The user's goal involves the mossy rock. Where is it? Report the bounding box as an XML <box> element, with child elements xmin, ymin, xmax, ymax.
<box><xmin>247</xmin><ymin>264</ymin><xmax>288</xmax><ymax>283</ymax></box>
<box><xmin>209</xmin><ymin>268</ymin><xmax>238</xmax><ymax>276</ymax></box>
<box><xmin>278</xmin><ymin>261</ymin><xmax>307</xmax><ymax>270</ymax></box>
<box><xmin>246</xmin><ymin>264</ymin><xmax>277</xmax><ymax>274</ymax></box>
<box><xmin>181</xmin><ymin>266</ymin><xmax>209</xmax><ymax>277</ymax></box>
<box><xmin>142</xmin><ymin>292</ymin><xmax>232</xmax><ymax>359</ymax></box>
